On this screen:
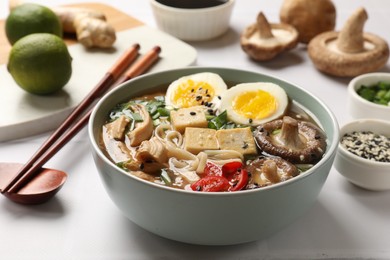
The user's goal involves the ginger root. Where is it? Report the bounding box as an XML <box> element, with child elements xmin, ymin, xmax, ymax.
<box><xmin>9</xmin><ymin>0</ymin><xmax>116</xmax><ymax>48</ymax></box>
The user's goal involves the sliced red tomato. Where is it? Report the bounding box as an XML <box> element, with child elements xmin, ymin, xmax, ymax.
<box><xmin>221</xmin><ymin>161</ymin><xmax>249</xmax><ymax>191</ymax></box>
<box><xmin>190</xmin><ymin>176</ymin><xmax>230</xmax><ymax>192</ymax></box>
<box><xmin>203</xmin><ymin>162</ymin><xmax>222</xmax><ymax>176</ymax></box>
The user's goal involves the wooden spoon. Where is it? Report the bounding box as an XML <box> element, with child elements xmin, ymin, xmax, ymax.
<box><xmin>0</xmin><ymin>45</ymin><xmax>161</xmax><ymax>205</ymax></box>
<box><xmin>0</xmin><ymin>163</ymin><xmax>66</xmax><ymax>204</ymax></box>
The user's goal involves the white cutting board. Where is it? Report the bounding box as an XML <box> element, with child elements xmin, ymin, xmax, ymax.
<box><xmin>0</xmin><ymin>25</ymin><xmax>197</xmax><ymax>141</ymax></box>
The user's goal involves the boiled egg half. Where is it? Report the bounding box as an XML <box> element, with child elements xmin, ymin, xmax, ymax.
<box><xmin>165</xmin><ymin>72</ymin><xmax>227</xmax><ymax>110</ymax></box>
<box><xmin>220</xmin><ymin>82</ymin><xmax>288</xmax><ymax>125</ymax></box>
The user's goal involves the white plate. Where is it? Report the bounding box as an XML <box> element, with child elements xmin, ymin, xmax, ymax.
<box><xmin>0</xmin><ymin>26</ymin><xmax>197</xmax><ymax>141</ymax></box>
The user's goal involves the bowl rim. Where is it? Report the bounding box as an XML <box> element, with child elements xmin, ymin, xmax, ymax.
<box><xmin>149</xmin><ymin>0</ymin><xmax>235</xmax><ymax>13</ymax></box>
<box><xmin>88</xmin><ymin>66</ymin><xmax>339</xmax><ymax>197</ymax></box>
<box><xmin>348</xmin><ymin>72</ymin><xmax>390</xmax><ymax>110</ymax></box>
<box><xmin>338</xmin><ymin>118</ymin><xmax>390</xmax><ymax>167</ymax></box>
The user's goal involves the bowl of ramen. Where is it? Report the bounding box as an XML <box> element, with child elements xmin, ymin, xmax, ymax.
<box><xmin>88</xmin><ymin>67</ymin><xmax>339</xmax><ymax>245</ymax></box>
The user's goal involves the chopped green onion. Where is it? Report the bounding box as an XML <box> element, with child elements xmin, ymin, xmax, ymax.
<box><xmin>131</xmin><ymin>112</ymin><xmax>143</xmax><ymax>122</ymax></box>
<box><xmin>116</xmin><ymin>160</ymin><xmax>130</xmax><ymax>171</ymax></box>
<box><xmin>161</xmin><ymin>169</ymin><xmax>172</xmax><ymax>185</ymax></box>
<box><xmin>153</xmin><ymin>118</ymin><xmax>161</xmax><ymax>126</ymax></box>
<box><xmin>296</xmin><ymin>164</ymin><xmax>314</xmax><ymax>172</ymax></box>
<box><xmin>128</xmin><ymin>120</ymin><xmax>135</xmax><ymax>132</ymax></box>
<box><xmin>208</xmin><ymin>110</ymin><xmax>228</xmax><ymax>130</ymax></box>
<box><xmin>152</xmin><ymin>112</ymin><xmax>161</xmax><ymax>120</ymax></box>
<box><xmin>357</xmin><ymin>81</ymin><xmax>390</xmax><ymax>106</ymax></box>
<box><xmin>205</xmin><ymin>114</ymin><xmax>215</xmax><ymax>120</ymax></box>
<box><xmin>157</xmin><ymin>107</ymin><xmax>171</xmax><ymax>117</ymax></box>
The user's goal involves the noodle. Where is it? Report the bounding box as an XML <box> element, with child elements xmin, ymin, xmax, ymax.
<box><xmin>204</xmin><ymin>149</ymin><xmax>244</xmax><ymax>161</ymax></box>
<box><xmin>196</xmin><ymin>152</ymin><xmax>207</xmax><ymax>174</ymax></box>
<box><xmin>155</xmin><ymin>124</ymin><xmax>171</xmax><ymax>141</ymax></box>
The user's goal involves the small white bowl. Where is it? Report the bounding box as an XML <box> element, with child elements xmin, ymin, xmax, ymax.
<box><xmin>150</xmin><ymin>0</ymin><xmax>235</xmax><ymax>41</ymax></box>
<box><xmin>334</xmin><ymin>119</ymin><xmax>390</xmax><ymax>191</ymax></box>
<box><xmin>348</xmin><ymin>72</ymin><xmax>390</xmax><ymax>121</ymax></box>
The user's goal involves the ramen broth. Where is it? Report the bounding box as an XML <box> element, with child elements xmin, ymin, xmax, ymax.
<box><xmin>100</xmin><ymin>79</ymin><xmax>327</xmax><ymax>191</ymax></box>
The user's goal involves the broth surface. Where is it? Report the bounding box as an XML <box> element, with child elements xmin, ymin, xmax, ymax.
<box><xmin>99</xmin><ymin>77</ymin><xmax>327</xmax><ymax>192</ymax></box>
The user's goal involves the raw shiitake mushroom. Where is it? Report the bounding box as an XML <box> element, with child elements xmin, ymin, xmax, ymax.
<box><xmin>308</xmin><ymin>7</ymin><xmax>389</xmax><ymax>77</ymax></box>
<box><xmin>240</xmin><ymin>12</ymin><xmax>298</xmax><ymax>61</ymax></box>
<box><xmin>280</xmin><ymin>0</ymin><xmax>336</xmax><ymax>44</ymax></box>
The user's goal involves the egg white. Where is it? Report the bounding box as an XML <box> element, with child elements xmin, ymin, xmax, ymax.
<box><xmin>165</xmin><ymin>72</ymin><xmax>227</xmax><ymax>110</ymax></box>
<box><xmin>219</xmin><ymin>82</ymin><xmax>288</xmax><ymax>125</ymax></box>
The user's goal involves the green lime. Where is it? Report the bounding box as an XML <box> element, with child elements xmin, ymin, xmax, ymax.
<box><xmin>7</xmin><ymin>33</ymin><xmax>72</xmax><ymax>95</ymax></box>
<box><xmin>5</xmin><ymin>3</ymin><xmax>62</xmax><ymax>45</ymax></box>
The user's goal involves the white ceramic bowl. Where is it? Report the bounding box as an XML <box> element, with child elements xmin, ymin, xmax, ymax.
<box><xmin>334</xmin><ymin>119</ymin><xmax>390</xmax><ymax>191</ymax></box>
<box><xmin>149</xmin><ymin>0</ymin><xmax>235</xmax><ymax>41</ymax></box>
<box><xmin>348</xmin><ymin>72</ymin><xmax>390</xmax><ymax>121</ymax></box>
<box><xmin>88</xmin><ymin>67</ymin><xmax>339</xmax><ymax>245</ymax></box>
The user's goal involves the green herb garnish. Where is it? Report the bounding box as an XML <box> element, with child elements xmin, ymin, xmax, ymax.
<box><xmin>208</xmin><ymin>110</ymin><xmax>228</xmax><ymax>129</ymax></box>
<box><xmin>357</xmin><ymin>81</ymin><xmax>390</xmax><ymax>106</ymax></box>
<box><xmin>160</xmin><ymin>169</ymin><xmax>172</xmax><ymax>185</ymax></box>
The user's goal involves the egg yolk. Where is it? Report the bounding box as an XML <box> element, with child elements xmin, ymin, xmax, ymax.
<box><xmin>172</xmin><ymin>79</ymin><xmax>215</xmax><ymax>108</ymax></box>
<box><xmin>232</xmin><ymin>90</ymin><xmax>277</xmax><ymax>120</ymax></box>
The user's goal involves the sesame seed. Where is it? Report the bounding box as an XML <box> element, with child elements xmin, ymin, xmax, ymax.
<box><xmin>196</xmin><ymin>96</ymin><xmax>202</xmax><ymax>101</ymax></box>
<box><xmin>190</xmin><ymin>111</ymin><xmax>196</xmax><ymax>116</ymax></box>
<box><xmin>341</xmin><ymin>131</ymin><xmax>390</xmax><ymax>162</ymax></box>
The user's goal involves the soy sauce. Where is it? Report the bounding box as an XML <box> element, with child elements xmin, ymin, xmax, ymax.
<box><xmin>156</xmin><ymin>0</ymin><xmax>229</xmax><ymax>9</ymax></box>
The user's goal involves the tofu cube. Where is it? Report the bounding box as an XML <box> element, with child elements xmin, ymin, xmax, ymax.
<box><xmin>184</xmin><ymin>127</ymin><xmax>219</xmax><ymax>154</ymax></box>
<box><xmin>216</xmin><ymin>127</ymin><xmax>257</xmax><ymax>155</ymax></box>
<box><xmin>170</xmin><ymin>106</ymin><xmax>208</xmax><ymax>134</ymax></box>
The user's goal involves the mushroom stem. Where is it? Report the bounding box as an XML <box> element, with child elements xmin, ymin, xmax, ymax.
<box><xmin>278</xmin><ymin>116</ymin><xmax>306</xmax><ymax>150</ymax></box>
<box><xmin>337</xmin><ymin>7</ymin><xmax>368</xmax><ymax>53</ymax></box>
<box><xmin>256</xmin><ymin>12</ymin><xmax>274</xmax><ymax>39</ymax></box>
<box><xmin>262</xmin><ymin>159</ymin><xmax>280</xmax><ymax>183</ymax></box>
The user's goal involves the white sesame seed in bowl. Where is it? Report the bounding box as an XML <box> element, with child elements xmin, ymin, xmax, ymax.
<box><xmin>334</xmin><ymin>119</ymin><xmax>390</xmax><ymax>191</ymax></box>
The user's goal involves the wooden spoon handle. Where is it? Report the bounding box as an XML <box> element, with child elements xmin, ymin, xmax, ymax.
<box><xmin>6</xmin><ymin>45</ymin><xmax>161</xmax><ymax>194</ymax></box>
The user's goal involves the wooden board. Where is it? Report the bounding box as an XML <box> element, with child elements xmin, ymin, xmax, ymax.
<box><xmin>0</xmin><ymin>3</ymin><xmax>197</xmax><ymax>141</ymax></box>
<box><xmin>0</xmin><ymin>2</ymin><xmax>144</xmax><ymax>64</ymax></box>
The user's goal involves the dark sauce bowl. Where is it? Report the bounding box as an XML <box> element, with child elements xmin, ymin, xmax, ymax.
<box><xmin>156</xmin><ymin>0</ymin><xmax>229</xmax><ymax>9</ymax></box>
<box><xmin>150</xmin><ymin>0</ymin><xmax>235</xmax><ymax>41</ymax></box>
<box><xmin>88</xmin><ymin>67</ymin><xmax>339</xmax><ymax>245</ymax></box>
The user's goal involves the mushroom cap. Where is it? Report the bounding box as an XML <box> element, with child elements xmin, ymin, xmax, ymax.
<box><xmin>240</xmin><ymin>13</ymin><xmax>298</xmax><ymax>61</ymax></box>
<box><xmin>246</xmin><ymin>156</ymin><xmax>299</xmax><ymax>188</ymax></box>
<box><xmin>308</xmin><ymin>31</ymin><xmax>389</xmax><ymax>77</ymax></box>
<box><xmin>280</xmin><ymin>0</ymin><xmax>336</xmax><ymax>44</ymax></box>
<box><xmin>254</xmin><ymin>116</ymin><xmax>327</xmax><ymax>164</ymax></box>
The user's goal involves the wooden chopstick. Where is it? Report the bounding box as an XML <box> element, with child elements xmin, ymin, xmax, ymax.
<box><xmin>3</xmin><ymin>45</ymin><xmax>161</xmax><ymax>194</ymax></box>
